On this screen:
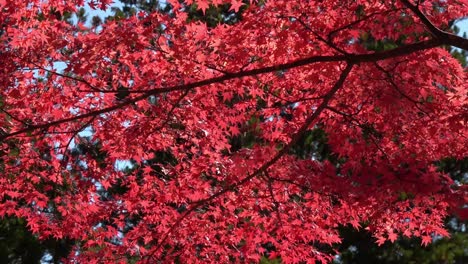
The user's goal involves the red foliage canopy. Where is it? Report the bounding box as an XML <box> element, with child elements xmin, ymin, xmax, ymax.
<box><xmin>0</xmin><ymin>0</ymin><xmax>467</xmax><ymax>263</ymax></box>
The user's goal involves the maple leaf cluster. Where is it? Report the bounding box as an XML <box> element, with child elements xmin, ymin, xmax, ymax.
<box><xmin>0</xmin><ymin>0</ymin><xmax>467</xmax><ymax>263</ymax></box>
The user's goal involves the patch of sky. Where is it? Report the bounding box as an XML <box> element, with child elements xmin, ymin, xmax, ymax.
<box><xmin>83</xmin><ymin>0</ymin><xmax>123</xmax><ymax>26</ymax></box>
<box><xmin>452</xmin><ymin>19</ymin><xmax>468</xmax><ymax>52</ymax></box>
<box><xmin>122</xmin><ymin>120</ymin><xmax>132</xmax><ymax>128</ymax></box>
<box><xmin>456</xmin><ymin>19</ymin><xmax>468</xmax><ymax>35</ymax></box>
<box><xmin>114</xmin><ymin>159</ymin><xmax>134</xmax><ymax>171</ymax></box>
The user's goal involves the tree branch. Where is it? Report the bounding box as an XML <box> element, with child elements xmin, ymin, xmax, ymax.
<box><xmin>32</xmin><ymin>63</ymin><xmax>104</xmax><ymax>93</ymax></box>
<box><xmin>400</xmin><ymin>0</ymin><xmax>445</xmax><ymax>38</ymax></box>
<box><xmin>400</xmin><ymin>0</ymin><xmax>468</xmax><ymax>50</ymax></box>
<box><xmin>0</xmin><ymin>38</ymin><xmax>447</xmax><ymax>142</ymax></box>
<box><xmin>264</xmin><ymin>172</ymin><xmax>283</xmax><ymax>234</ymax></box>
<box><xmin>0</xmin><ymin>108</ymin><xmax>31</xmax><ymax>127</ymax></box>
<box><xmin>327</xmin><ymin>9</ymin><xmax>403</xmax><ymax>42</ymax></box>
<box><xmin>279</xmin><ymin>15</ymin><xmax>347</xmax><ymax>54</ymax></box>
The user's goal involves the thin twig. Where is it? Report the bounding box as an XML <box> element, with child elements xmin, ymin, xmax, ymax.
<box><xmin>0</xmin><ymin>108</ymin><xmax>31</xmax><ymax>127</ymax></box>
<box><xmin>60</xmin><ymin>117</ymin><xmax>96</xmax><ymax>167</ymax></box>
<box><xmin>32</xmin><ymin>63</ymin><xmax>104</xmax><ymax>93</ymax></box>
<box><xmin>278</xmin><ymin>15</ymin><xmax>347</xmax><ymax>54</ymax></box>
<box><xmin>373</xmin><ymin>62</ymin><xmax>430</xmax><ymax>116</ymax></box>
<box><xmin>264</xmin><ymin>172</ymin><xmax>283</xmax><ymax>233</ymax></box>
<box><xmin>150</xmin><ymin>90</ymin><xmax>190</xmax><ymax>134</ymax></box>
<box><xmin>325</xmin><ymin>106</ymin><xmax>390</xmax><ymax>161</ymax></box>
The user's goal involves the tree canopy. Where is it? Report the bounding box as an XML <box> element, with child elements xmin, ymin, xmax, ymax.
<box><xmin>0</xmin><ymin>0</ymin><xmax>467</xmax><ymax>263</ymax></box>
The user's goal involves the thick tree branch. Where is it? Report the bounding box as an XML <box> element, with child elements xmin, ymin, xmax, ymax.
<box><xmin>0</xmin><ymin>39</ymin><xmax>445</xmax><ymax>142</ymax></box>
<box><xmin>400</xmin><ymin>0</ymin><xmax>446</xmax><ymax>38</ymax></box>
<box><xmin>3</xmin><ymin>1</ymin><xmax>468</xmax><ymax>143</ymax></box>
<box><xmin>6</xmin><ymin>29</ymin><xmax>468</xmax><ymax>142</ymax></box>
<box><xmin>401</xmin><ymin>0</ymin><xmax>468</xmax><ymax>50</ymax></box>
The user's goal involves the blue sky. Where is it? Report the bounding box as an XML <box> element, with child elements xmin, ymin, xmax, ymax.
<box><xmin>457</xmin><ymin>19</ymin><xmax>468</xmax><ymax>35</ymax></box>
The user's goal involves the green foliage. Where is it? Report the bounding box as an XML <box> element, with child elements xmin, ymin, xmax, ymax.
<box><xmin>447</xmin><ymin>25</ymin><xmax>468</xmax><ymax>67</ymax></box>
<box><xmin>260</xmin><ymin>256</ymin><xmax>282</xmax><ymax>264</ymax></box>
<box><xmin>334</xmin><ymin>221</ymin><xmax>467</xmax><ymax>264</ymax></box>
<box><xmin>186</xmin><ymin>1</ymin><xmax>247</xmax><ymax>27</ymax></box>
<box><xmin>290</xmin><ymin>128</ymin><xmax>331</xmax><ymax>161</ymax></box>
<box><xmin>0</xmin><ymin>217</ymin><xmax>43</xmax><ymax>264</ymax></box>
<box><xmin>436</xmin><ymin>157</ymin><xmax>468</xmax><ymax>183</ymax></box>
<box><xmin>0</xmin><ymin>217</ymin><xmax>73</xmax><ymax>264</ymax></box>
<box><xmin>76</xmin><ymin>7</ymin><xmax>88</xmax><ymax>24</ymax></box>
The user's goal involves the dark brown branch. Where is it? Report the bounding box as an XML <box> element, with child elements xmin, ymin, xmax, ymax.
<box><xmin>279</xmin><ymin>15</ymin><xmax>347</xmax><ymax>54</ymax></box>
<box><xmin>264</xmin><ymin>172</ymin><xmax>283</xmax><ymax>233</ymax></box>
<box><xmin>327</xmin><ymin>9</ymin><xmax>403</xmax><ymax>42</ymax></box>
<box><xmin>33</xmin><ymin>64</ymin><xmax>104</xmax><ymax>93</ymax></box>
<box><xmin>400</xmin><ymin>0</ymin><xmax>445</xmax><ymax>38</ymax></box>
<box><xmin>0</xmin><ymin>108</ymin><xmax>30</xmax><ymax>127</ymax></box>
<box><xmin>401</xmin><ymin>0</ymin><xmax>468</xmax><ymax>50</ymax></box>
<box><xmin>7</xmin><ymin>27</ymin><xmax>468</xmax><ymax>142</ymax></box>
<box><xmin>326</xmin><ymin>106</ymin><xmax>390</xmax><ymax>161</ymax></box>
<box><xmin>150</xmin><ymin>90</ymin><xmax>190</xmax><ymax>133</ymax></box>
<box><xmin>1</xmin><ymin>38</ymin><xmax>447</xmax><ymax>142</ymax></box>
<box><xmin>60</xmin><ymin>117</ymin><xmax>96</xmax><ymax>166</ymax></box>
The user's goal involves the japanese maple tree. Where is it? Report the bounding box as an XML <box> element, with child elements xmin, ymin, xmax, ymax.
<box><xmin>0</xmin><ymin>0</ymin><xmax>467</xmax><ymax>263</ymax></box>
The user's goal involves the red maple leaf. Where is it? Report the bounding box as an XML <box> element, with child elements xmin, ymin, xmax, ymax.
<box><xmin>230</xmin><ymin>0</ymin><xmax>244</xmax><ymax>12</ymax></box>
<box><xmin>421</xmin><ymin>235</ymin><xmax>432</xmax><ymax>246</ymax></box>
<box><xmin>197</xmin><ymin>0</ymin><xmax>210</xmax><ymax>14</ymax></box>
